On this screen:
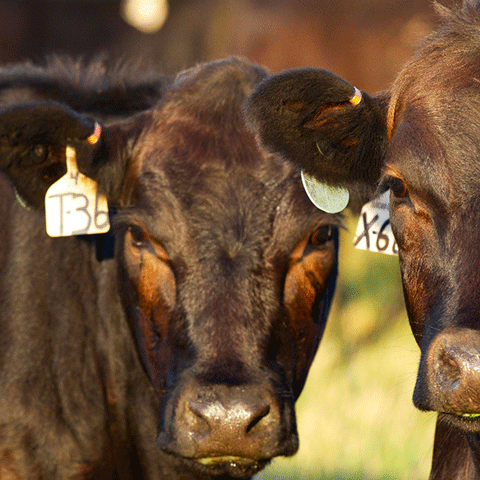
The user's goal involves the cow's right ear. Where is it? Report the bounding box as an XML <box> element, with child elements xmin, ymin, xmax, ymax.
<box><xmin>246</xmin><ymin>68</ymin><xmax>389</xmax><ymax>204</ymax></box>
<box><xmin>0</xmin><ymin>101</ymin><xmax>135</xmax><ymax>209</ymax></box>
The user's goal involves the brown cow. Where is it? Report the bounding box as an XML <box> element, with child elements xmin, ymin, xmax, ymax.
<box><xmin>246</xmin><ymin>1</ymin><xmax>480</xmax><ymax>478</ymax></box>
<box><xmin>0</xmin><ymin>56</ymin><xmax>344</xmax><ymax>479</ymax></box>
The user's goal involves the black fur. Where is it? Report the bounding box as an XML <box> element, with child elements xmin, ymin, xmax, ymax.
<box><xmin>245</xmin><ymin>2</ymin><xmax>480</xmax><ymax>479</ymax></box>
<box><xmin>0</xmin><ymin>57</ymin><xmax>341</xmax><ymax>479</ymax></box>
<box><xmin>246</xmin><ymin>67</ymin><xmax>389</xmax><ymax>208</ymax></box>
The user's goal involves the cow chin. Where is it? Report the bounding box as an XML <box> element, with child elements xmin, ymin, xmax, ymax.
<box><xmin>186</xmin><ymin>456</ymin><xmax>270</xmax><ymax>479</ymax></box>
<box><xmin>439</xmin><ymin>413</ymin><xmax>480</xmax><ymax>436</ymax></box>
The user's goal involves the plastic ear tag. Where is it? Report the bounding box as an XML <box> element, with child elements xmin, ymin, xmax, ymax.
<box><xmin>301</xmin><ymin>170</ymin><xmax>350</xmax><ymax>213</ymax></box>
<box><xmin>45</xmin><ymin>146</ymin><xmax>110</xmax><ymax>237</ymax></box>
<box><xmin>353</xmin><ymin>189</ymin><xmax>397</xmax><ymax>256</ymax></box>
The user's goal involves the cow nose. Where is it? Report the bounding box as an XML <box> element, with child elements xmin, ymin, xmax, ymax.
<box><xmin>188</xmin><ymin>395</ymin><xmax>271</xmax><ymax>440</ymax></box>
<box><xmin>185</xmin><ymin>385</ymin><xmax>282</xmax><ymax>459</ymax></box>
<box><xmin>414</xmin><ymin>329</ymin><xmax>480</xmax><ymax>414</ymax></box>
<box><xmin>160</xmin><ymin>382</ymin><xmax>298</xmax><ymax>462</ymax></box>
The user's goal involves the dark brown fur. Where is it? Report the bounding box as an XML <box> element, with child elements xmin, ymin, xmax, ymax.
<box><xmin>245</xmin><ymin>2</ymin><xmax>480</xmax><ymax>478</ymax></box>
<box><xmin>0</xmin><ymin>57</ymin><xmax>341</xmax><ymax>479</ymax></box>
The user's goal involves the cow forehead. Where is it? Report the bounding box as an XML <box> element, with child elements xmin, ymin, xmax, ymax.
<box><xmin>120</xmin><ymin>59</ymin><xmax>335</xmax><ymax>256</ymax></box>
<box><xmin>126</xmin><ymin>157</ymin><xmax>331</xmax><ymax>261</ymax></box>
<box><xmin>385</xmin><ymin>15</ymin><xmax>480</xmax><ymax>203</ymax></box>
<box><xmin>386</xmin><ymin>98</ymin><xmax>480</xmax><ymax>207</ymax></box>
<box><xmin>386</xmin><ymin>108</ymin><xmax>447</xmax><ymax>188</ymax></box>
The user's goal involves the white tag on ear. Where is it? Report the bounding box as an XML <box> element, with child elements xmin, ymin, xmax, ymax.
<box><xmin>301</xmin><ymin>170</ymin><xmax>350</xmax><ymax>214</ymax></box>
<box><xmin>353</xmin><ymin>189</ymin><xmax>397</xmax><ymax>256</ymax></box>
<box><xmin>45</xmin><ymin>146</ymin><xmax>110</xmax><ymax>237</ymax></box>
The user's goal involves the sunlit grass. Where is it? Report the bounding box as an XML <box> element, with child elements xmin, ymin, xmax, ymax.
<box><xmin>256</xmin><ymin>219</ymin><xmax>436</xmax><ymax>480</ymax></box>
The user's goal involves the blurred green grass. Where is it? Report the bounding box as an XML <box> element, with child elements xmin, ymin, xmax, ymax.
<box><xmin>256</xmin><ymin>218</ymin><xmax>436</xmax><ymax>480</ymax></box>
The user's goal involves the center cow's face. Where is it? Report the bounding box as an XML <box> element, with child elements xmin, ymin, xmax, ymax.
<box><xmin>111</xmin><ymin>62</ymin><xmax>340</xmax><ymax>477</ymax></box>
<box><xmin>0</xmin><ymin>57</ymin><xmax>341</xmax><ymax>479</ymax></box>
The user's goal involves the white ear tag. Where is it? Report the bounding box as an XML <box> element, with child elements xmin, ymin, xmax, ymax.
<box><xmin>354</xmin><ymin>189</ymin><xmax>398</xmax><ymax>256</ymax></box>
<box><xmin>301</xmin><ymin>170</ymin><xmax>349</xmax><ymax>213</ymax></box>
<box><xmin>45</xmin><ymin>146</ymin><xmax>110</xmax><ymax>237</ymax></box>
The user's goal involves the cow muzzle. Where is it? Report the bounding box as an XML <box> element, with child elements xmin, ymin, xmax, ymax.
<box><xmin>157</xmin><ymin>380</ymin><xmax>298</xmax><ymax>477</ymax></box>
<box><xmin>414</xmin><ymin>328</ymin><xmax>480</xmax><ymax>431</ymax></box>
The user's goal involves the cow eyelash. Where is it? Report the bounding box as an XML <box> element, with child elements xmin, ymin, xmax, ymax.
<box><xmin>381</xmin><ymin>175</ymin><xmax>409</xmax><ymax>198</ymax></box>
<box><xmin>309</xmin><ymin>225</ymin><xmax>336</xmax><ymax>246</ymax></box>
<box><xmin>128</xmin><ymin>224</ymin><xmax>149</xmax><ymax>248</ymax></box>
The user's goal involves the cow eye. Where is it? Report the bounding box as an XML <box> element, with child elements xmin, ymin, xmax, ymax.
<box><xmin>388</xmin><ymin>176</ymin><xmax>409</xmax><ymax>198</ymax></box>
<box><xmin>128</xmin><ymin>225</ymin><xmax>148</xmax><ymax>248</ymax></box>
<box><xmin>33</xmin><ymin>144</ymin><xmax>46</xmax><ymax>162</ymax></box>
<box><xmin>309</xmin><ymin>225</ymin><xmax>335</xmax><ymax>246</ymax></box>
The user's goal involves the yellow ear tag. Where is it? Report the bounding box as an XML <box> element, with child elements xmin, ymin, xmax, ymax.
<box><xmin>45</xmin><ymin>145</ymin><xmax>110</xmax><ymax>237</ymax></box>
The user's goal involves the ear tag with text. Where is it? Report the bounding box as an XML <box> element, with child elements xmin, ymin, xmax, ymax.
<box><xmin>301</xmin><ymin>170</ymin><xmax>350</xmax><ymax>213</ymax></box>
<box><xmin>354</xmin><ymin>189</ymin><xmax>397</xmax><ymax>256</ymax></box>
<box><xmin>45</xmin><ymin>145</ymin><xmax>110</xmax><ymax>237</ymax></box>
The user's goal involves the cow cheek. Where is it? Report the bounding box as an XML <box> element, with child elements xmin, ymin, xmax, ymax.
<box><xmin>124</xmin><ymin>242</ymin><xmax>176</xmax><ymax>391</ymax></box>
<box><xmin>401</xmin><ymin>261</ymin><xmax>430</xmax><ymax>345</ymax></box>
<box><xmin>393</xmin><ymin>210</ymin><xmax>434</xmax><ymax>344</ymax></box>
<box><xmin>283</xmin><ymin>247</ymin><xmax>334</xmax><ymax>397</ymax></box>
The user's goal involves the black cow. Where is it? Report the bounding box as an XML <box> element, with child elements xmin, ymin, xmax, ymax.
<box><xmin>0</xmin><ymin>57</ymin><xmax>343</xmax><ymax>479</ymax></box>
<box><xmin>246</xmin><ymin>1</ymin><xmax>480</xmax><ymax>478</ymax></box>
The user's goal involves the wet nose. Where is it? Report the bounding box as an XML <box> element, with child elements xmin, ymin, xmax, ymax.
<box><xmin>188</xmin><ymin>392</ymin><xmax>271</xmax><ymax>452</ymax></box>
<box><xmin>414</xmin><ymin>329</ymin><xmax>480</xmax><ymax>414</ymax></box>
<box><xmin>159</xmin><ymin>382</ymin><xmax>298</xmax><ymax>461</ymax></box>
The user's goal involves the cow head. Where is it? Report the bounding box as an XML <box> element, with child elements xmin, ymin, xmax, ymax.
<box><xmin>0</xmin><ymin>58</ymin><xmax>342</xmax><ymax>478</ymax></box>
<box><xmin>245</xmin><ymin>0</ymin><xmax>480</xmax><ymax>464</ymax></box>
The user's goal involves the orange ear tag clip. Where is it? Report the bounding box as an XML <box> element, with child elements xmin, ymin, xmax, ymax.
<box><xmin>349</xmin><ymin>87</ymin><xmax>362</xmax><ymax>106</ymax></box>
<box><xmin>45</xmin><ymin>132</ymin><xmax>110</xmax><ymax>237</ymax></box>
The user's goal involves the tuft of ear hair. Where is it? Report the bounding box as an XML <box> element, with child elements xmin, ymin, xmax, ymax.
<box><xmin>0</xmin><ymin>101</ymin><xmax>96</xmax><ymax>145</ymax></box>
<box><xmin>246</xmin><ymin>68</ymin><xmax>388</xmax><ymax>197</ymax></box>
<box><xmin>0</xmin><ymin>101</ymin><xmax>106</xmax><ymax>209</ymax></box>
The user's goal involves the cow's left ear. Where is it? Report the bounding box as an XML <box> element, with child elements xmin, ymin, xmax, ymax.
<box><xmin>246</xmin><ymin>68</ymin><xmax>389</xmax><ymax>204</ymax></box>
<box><xmin>0</xmin><ymin>101</ymin><xmax>134</xmax><ymax>209</ymax></box>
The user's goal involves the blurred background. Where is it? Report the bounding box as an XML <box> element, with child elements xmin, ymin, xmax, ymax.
<box><xmin>0</xmin><ymin>1</ymin><xmax>441</xmax><ymax>478</ymax></box>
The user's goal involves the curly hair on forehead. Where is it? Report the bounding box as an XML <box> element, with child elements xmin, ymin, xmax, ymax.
<box><xmin>0</xmin><ymin>55</ymin><xmax>169</xmax><ymax>122</ymax></box>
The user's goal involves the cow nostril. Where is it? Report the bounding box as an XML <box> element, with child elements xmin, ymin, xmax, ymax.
<box><xmin>187</xmin><ymin>400</ymin><xmax>212</xmax><ymax>437</ymax></box>
<box><xmin>188</xmin><ymin>397</ymin><xmax>272</xmax><ymax>435</ymax></box>
<box><xmin>437</xmin><ymin>350</ymin><xmax>461</xmax><ymax>392</ymax></box>
<box><xmin>416</xmin><ymin>331</ymin><xmax>480</xmax><ymax>414</ymax></box>
<box><xmin>246</xmin><ymin>405</ymin><xmax>270</xmax><ymax>434</ymax></box>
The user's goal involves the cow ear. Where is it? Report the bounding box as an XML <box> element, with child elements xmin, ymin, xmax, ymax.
<box><xmin>0</xmin><ymin>101</ymin><xmax>130</xmax><ymax>209</ymax></box>
<box><xmin>246</xmin><ymin>68</ymin><xmax>388</xmax><ymax>204</ymax></box>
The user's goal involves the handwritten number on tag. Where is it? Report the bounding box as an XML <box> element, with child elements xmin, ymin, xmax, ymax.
<box><xmin>376</xmin><ymin>218</ymin><xmax>392</xmax><ymax>252</ymax></box>
<box><xmin>392</xmin><ymin>234</ymin><xmax>398</xmax><ymax>255</ymax></box>
<box><xmin>70</xmin><ymin>169</ymin><xmax>80</xmax><ymax>184</ymax></box>
<box><xmin>48</xmin><ymin>192</ymin><xmax>89</xmax><ymax>236</ymax></box>
<box><xmin>47</xmin><ymin>191</ymin><xmax>108</xmax><ymax>236</ymax></box>
<box><xmin>354</xmin><ymin>190</ymin><xmax>398</xmax><ymax>256</ymax></box>
<box><xmin>354</xmin><ymin>213</ymin><xmax>395</xmax><ymax>253</ymax></box>
<box><xmin>45</xmin><ymin>145</ymin><xmax>110</xmax><ymax>237</ymax></box>
<box><xmin>94</xmin><ymin>192</ymin><xmax>109</xmax><ymax>231</ymax></box>
<box><xmin>354</xmin><ymin>212</ymin><xmax>379</xmax><ymax>250</ymax></box>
